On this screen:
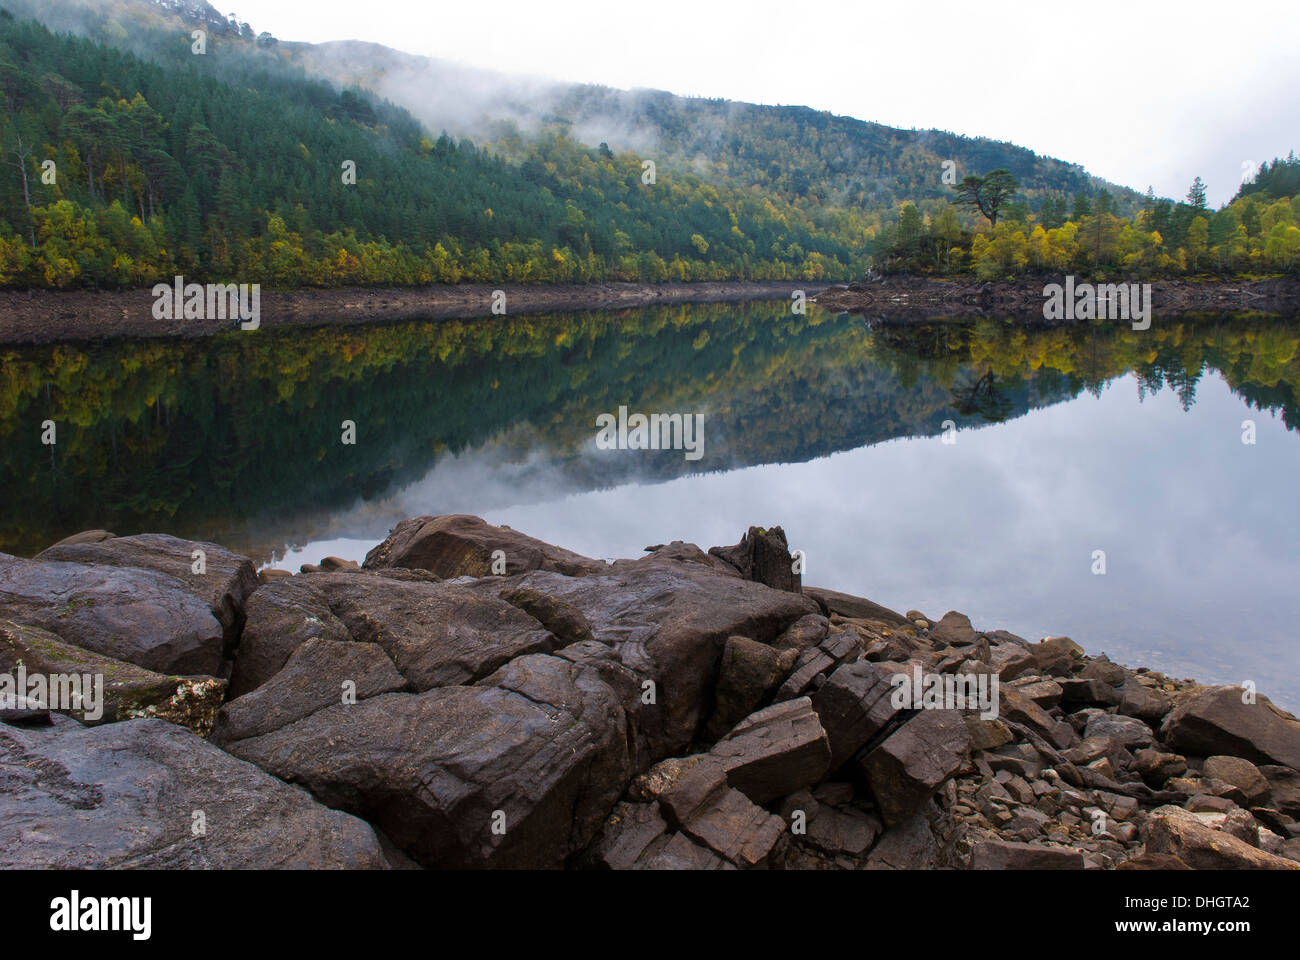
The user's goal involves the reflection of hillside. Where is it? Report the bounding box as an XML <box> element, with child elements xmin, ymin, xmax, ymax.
<box><xmin>1</xmin><ymin>306</ymin><xmax>1297</xmax><ymax>560</ymax></box>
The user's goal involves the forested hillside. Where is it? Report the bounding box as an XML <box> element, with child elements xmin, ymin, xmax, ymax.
<box><xmin>0</xmin><ymin>0</ymin><xmax>1150</xmax><ymax>291</ymax></box>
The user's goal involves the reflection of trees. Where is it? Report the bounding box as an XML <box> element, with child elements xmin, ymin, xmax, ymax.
<box><xmin>2</xmin><ymin>309</ymin><xmax>1297</xmax><ymax>559</ymax></box>
<box><xmin>950</xmin><ymin>369</ymin><xmax>1015</xmax><ymax>422</ymax></box>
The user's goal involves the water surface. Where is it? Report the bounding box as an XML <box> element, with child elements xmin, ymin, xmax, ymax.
<box><xmin>2</xmin><ymin>303</ymin><xmax>1297</xmax><ymax>707</ymax></box>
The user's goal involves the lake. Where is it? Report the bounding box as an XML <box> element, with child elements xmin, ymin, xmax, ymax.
<box><xmin>2</xmin><ymin>302</ymin><xmax>1297</xmax><ymax>709</ymax></box>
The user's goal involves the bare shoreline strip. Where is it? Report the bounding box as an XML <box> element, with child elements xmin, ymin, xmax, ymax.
<box><xmin>0</xmin><ymin>281</ymin><xmax>821</xmax><ymax>346</ymax></box>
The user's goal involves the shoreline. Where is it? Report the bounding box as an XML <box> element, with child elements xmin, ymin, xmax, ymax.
<box><xmin>0</xmin><ymin>281</ymin><xmax>816</xmax><ymax>346</ymax></box>
<box><xmin>2</xmin><ymin>517</ymin><xmax>1298</xmax><ymax>870</ymax></box>
<box><xmin>814</xmin><ymin>275</ymin><xmax>1300</xmax><ymax>322</ymax></box>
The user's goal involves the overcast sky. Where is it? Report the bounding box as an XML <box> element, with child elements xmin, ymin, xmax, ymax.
<box><xmin>232</xmin><ymin>0</ymin><xmax>1299</xmax><ymax>207</ymax></box>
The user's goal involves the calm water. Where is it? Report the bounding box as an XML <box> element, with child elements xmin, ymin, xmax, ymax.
<box><xmin>2</xmin><ymin>303</ymin><xmax>1298</xmax><ymax>708</ymax></box>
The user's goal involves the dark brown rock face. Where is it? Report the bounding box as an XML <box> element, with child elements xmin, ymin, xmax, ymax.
<box><xmin>36</xmin><ymin>533</ymin><xmax>259</xmax><ymax>655</ymax></box>
<box><xmin>0</xmin><ymin>716</ymin><xmax>388</xmax><ymax>868</ymax></box>
<box><xmin>0</xmin><ymin>619</ymin><xmax>224</xmax><ymax>735</ymax></box>
<box><xmin>363</xmin><ymin>514</ymin><xmax>603</xmax><ymax>578</ymax></box>
<box><xmin>309</xmin><ymin>572</ymin><xmax>557</xmax><ymax>690</ymax></box>
<box><xmin>1161</xmin><ymin>686</ymin><xmax>1300</xmax><ymax>770</ymax></box>
<box><xmin>708</xmin><ymin>525</ymin><xmax>801</xmax><ymax>592</ymax></box>
<box><xmin>226</xmin><ymin>654</ymin><xmax>631</xmax><ymax>868</ymax></box>
<box><xmin>468</xmin><ymin>554</ymin><xmax>819</xmax><ymax>761</ymax></box>
<box><xmin>860</xmin><ymin>709</ymin><xmax>971</xmax><ymax>826</ymax></box>
<box><xmin>0</xmin><ymin>553</ymin><xmax>224</xmax><ymax>676</ymax></box>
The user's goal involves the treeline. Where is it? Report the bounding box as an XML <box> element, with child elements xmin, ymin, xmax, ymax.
<box><xmin>875</xmin><ymin>162</ymin><xmax>1300</xmax><ymax>279</ymax></box>
<box><xmin>0</xmin><ymin>8</ymin><xmax>863</xmax><ymax>289</ymax></box>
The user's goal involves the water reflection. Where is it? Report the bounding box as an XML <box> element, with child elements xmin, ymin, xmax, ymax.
<box><xmin>2</xmin><ymin>305</ymin><xmax>1298</xmax><ymax>705</ymax></box>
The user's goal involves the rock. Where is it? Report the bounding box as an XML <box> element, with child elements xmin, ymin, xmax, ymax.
<box><xmin>864</xmin><ymin>811</ymin><xmax>939</xmax><ymax>869</ymax></box>
<box><xmin>774</xmin><ymin>614</ymin><xmax>829</xmax><ymax>651</ymax></box>
<box><xmin>589</xmin><ymin>802</ymin><xmax>668</xmax><ymax>870</ymax></box>
<box><xmin>970</xmin><ymin>839</ymin><xmax>1085</xmax><ymax>869</ymax></box>
<box><xmin>633</xmin><ymin>831</ymin><xmax>732</xmax><ymax>870</ymax></box>
<box><xmin>1080</xmin><ymin>659</ymin><xmax>1127</xmax><ymax>686</ymax></box>
<box><xmin>1144</xmin><ymin>806</ymin><xmax>1300</xmax><ymax>870</ymax></box>
<box><xmin>1259</xmin><ymin>766</ymin><xmax>1300</xmax><ymax>818</ymax></box>
<box><xmin>0</xmin><ymin>695</ymin><xmax>50</xmax><ymax>726</ymax></box>
<box><xmin>214</xmin><ymin>637</ymin><xmax>407</xmax><ymax>743</ymax></box>
<box><xmin>1084</xmin><ymin>713</ymin><xmax>1154</xmax><ymax>749</ymax></box>
<box><xmin>311</xmin><ymin>572</ymin><xmax>556</xmax><ymax>690</ymax></box>
<box><xmin>37</xmin><ymin>533</ymin><xmax>259</xmax><ymax>656</ymax></box>
<box><xmin>988</xmin><ymin>641</ymin><xmax>1036</xmax><ymax>681</ymax></box>
<box><xmin>708</xmin><ymin>526</ymin><xmax>801</xmax><ymax>592</ymax></box>
<box><xmin>319</xmin><ymin>556</ymin><xmax>358</xmax><ymax>571</ymax></box>
<box><xmin>929</xmin><ymin>611</ymin><xmax>980</xmax><ymax>647</ymax></box>
<box><xmin>1118</xmin><ymin>682</ymin><xmax>1171</xmax><ymax>723</ymax></box>
<box><xmin>0</xmin><ymin>620</ymin><xmax>224</xmax><ymax>736</ymax></box>
<box><xmin>965</xmin><ymin>716</ymin><xmax>1014</xmax><ymax>751</ymax></box>
<box><xmin>1133</xmin><ymin>748</ymin><xmax>1188</xmax><ymax>787</ymax></box>
<box><xmin>227</xmin><ymin>653</ymin><xmax>630</xmax><ymax>868</ymax></box>
<box><xmin>499</xmin><ymin>586</ymin><xmax>595</xmax><ymax>646</ymax></box>
<box><xmin>1202</xmin><ymin>756</ymin><xmax>1271</xmax><ymax>805</ymax></box>
<box><xmin>802</xmin><ymin>806</ymin><xmax>880</xmax><ymax>856</ymax></box>
<box><xmin>1059</xmin><ymin>678</ymin><xmax>1121</xmax><ymax>707</ymax></box>
<box><xmin>676</xmin><ymin>785</ymin><xmax>787</xmax><ymax>868</ymax></box>
<box><xmin>776</xmin><ymin>629</ymin><xmax>862</xmax><ymax>701</ymax></box>
<box><xmin>809</xmin><ymin>659</ymin><xmax>901</xmax><ymax>770</ymax></box>
<box><xmin>705</xmin><ymin>636</ymin><xmax>786</xmax><ymax>740</ymax></box>
<box><xmin>363</xmin><ymin>514</ymin><xmax>603</xmax><ymax>578</ymax></box>
<box><xmin>711</xmin><ymin>697</ymin><xmax>832</xmax><ymax>804</ymax></box>
<box><xmin>0</xmin><ymin>553</ymin><xmax>225</xmax><ymax>676</ymax></box>
<box><xmin>1000</xmin><ymin>686</ymin><xmax>1076</xmax><ymax>749</ymax></box>
<box><xmin>860</xmin><ymin>709</ymin><xmax>970</xmax><ymax>826</ymax></box>
<box><xmin>43</xmin><ymin>530</ymin><xmax>114</xmax><ymax>549</ymax></box>
<box><xmin>258</xmin><ymin>568</ymin><xmax>293</xmax><ymax>584</ymax></box>
<box><xmin>226</xmin><ymin>576</ymin><xmax>352</xmax><ymax>699</ymax></box>
<box><xmin>470</xmin><ymin>553</ymin><xmax>818</xmax><ymax>761</ymax></box>
<box><xmin>1161</xmin><ymin>686</ymin><xmax>1300</xmax><ymax>770</ymax></box>
<box><xmin>1027</xmin><ymin>637</ymin><xmax>1080</xmax><ymax>677</ymax></box>
<box><xmin>0</xmin><ymin>716</ymin><xmax>387</xmax><ymax>868</ymax></box>
<box><xmin>1116</xmin><ymin>853</ymin><xmax>1193</xmax><ymax>870</ymax></box>
<box><xmin>1014</xmin><ymin>679</ymin><xmax>1064</xmax><ymax>709</ymax></box>
<box><xmin>801</xmin><ymin>586</ymin><xmax>908</xmax><ymax>628</ymax></box>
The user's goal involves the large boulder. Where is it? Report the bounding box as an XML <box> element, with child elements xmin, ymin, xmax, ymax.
<box><xmin>860</xmin><ymin>709</ymin><xmax>971</xmax><ymax>826</ymax></box>
<box><xmin>214</xmin><ymin>637</ymin><xmax>407</xmax><ymax>744</ymax></box>
<box><xmin>1143</xmin><ymin>806</ymin><xmax>1300</xmax><ymax>870</ymax></box>
<box><xmin>802</xmin><ymin>586</ymin><xmax>908</xmax><ymax>627</ymax></box>
<box><xmin>711</xmin><ymin>697</ymin><xmax>832</xmax><ymax>803</ymax></box>
<box><xmin>1161</xmin><ymin>686</ymin><xmax>1300</xmax><ymax>770</ymax></box>
<box><xmin>704</xmin><ymin>636</ymin><xmax>789</xmax><ymax>739</ymax></box>
<box><xmin>226</xmin><ymin>653</ymin><xmax>631</xmax><ymax>868</ymax></box>
<box><xmin>0</xmin><ymin>620</ymin><xmax>224</xmax><ymax>736</ymax></box>
<box><xmin>810</xmin><ymin>659</ymin><xmax>902</xmax><ymax>770</ymax></box>
<box><xmin>0</xmin><ymin>716</ymin><xmax>388</xmax><ymax>868</ymax></box>
<box><xmin>36</xmin><ymin>533</ymin><xmax>258</xmax><ymax>655</ymax></box>
<box><xmin>309</xmin><ymin>572</ymin><xmax>557</xmax><ymax>690</ymax></box>
<box><xmin>0</xmin><ymin>553</ymin><xmax>224</xmax><ymax>676</ymax></box>
<box><xmin>226</xmin><ymin>575</ymin><xmax>352</xmax><ymax>698</ymax></box>
<box><xmin>468</xmin><ymin>552</ymin><xmax>819</xmax><ymax>761</ymax></box>
<box><xmin>363</xmin><ymin>514</ymin><xmax>603</xmax><ymax>578</ymax></box>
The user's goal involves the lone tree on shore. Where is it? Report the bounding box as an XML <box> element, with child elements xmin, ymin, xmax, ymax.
<box><xmin>952</xmin><ymin>168</ymin><xmax>1020</xmax><ymax>227</ymax></box>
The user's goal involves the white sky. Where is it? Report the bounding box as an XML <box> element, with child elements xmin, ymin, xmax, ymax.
<box><xmin>229</xmin><ymin>0</ymin><xmax>1300</xmax><ymax>207</ymax></box>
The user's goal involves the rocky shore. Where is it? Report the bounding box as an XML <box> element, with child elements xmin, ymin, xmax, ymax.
<box><xmin>2</xmin><ymin>516</ymin><xmax>1299</xmax><ymax>870</ymax></box>
<box><xmin>814</xmin><ymin>275</ymin><xmax>1300</xmax><ymax>323</ymax></box>
<box><xmin>0</xmin><ymin>281</ymin><xmax>812</xmax><ymax>346</ymax></box>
